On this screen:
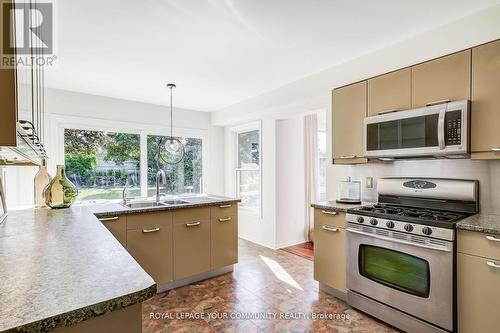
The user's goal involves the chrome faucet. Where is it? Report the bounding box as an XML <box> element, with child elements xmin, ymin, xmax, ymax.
<box><xmin>155</xmin><ymin>169</ymin><xmax>166</xmax><ymax>203</ymax></box>
<box><xmin>122</xmin><ymin>184</ymin><xmax>133</xmax><ymax>204</ymax></box>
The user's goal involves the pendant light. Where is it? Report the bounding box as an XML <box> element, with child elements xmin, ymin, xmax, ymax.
<box><xmin>159</xmin><ymin>83</ymin><xmax>185</xmax><ymax>165</ymax></box>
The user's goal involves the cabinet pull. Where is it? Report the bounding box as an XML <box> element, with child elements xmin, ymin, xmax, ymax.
<box><xmin>377</xmin><ymin>109</ymin><xmax>399</xmax><ymax>115</ymax></box>
<box><xmin>142</xmin><ymin>227</ymin><xmax>160</xmax><ymax>233</ymax></box>
<box><xmin>425</xmin><ymin>99</ymin><xmax>450</xmax><ymax>107</ymax></box>
<box><xmin>491</xmin><ymin>147</ymin><xmax>500</xmax><ymax>152</ymax></box>
<box><xmin>186</xmin><ymin>222</ymin><xmax>201</xmax><ymax>227</ymax></box>
<box><xmin>218</xmin><ymin>217</ymin><xmax>232</xmax><ymax>222</ymax></box>
<box><xmin>219</xmin><ymin>204</ymin><xmax>232</xmax><ymax>208</ymax></box>
<box><xmin>321</xmin><ymin>210</ymin><xmax>337</xmax><ymax>216</ymax></box>
<box><xmin>99</xmin><ymin>216</ymin><xmax>119</xmax><ymax>222</ymax></box>
<box><xmin>339</xmin><ymin>155</ymin><xmax>356</xmax><ymax>159</ymax></box>
<box><xmin>486</xmin><ymin>235</ymin><xmax>500</xmax><ymax>242</ymax></box>
<box><xmin>322</xmin><ymin>225</ymin><xmax>339</xmax><ymax>232</ymax></box>
<box><xmin>486</xmin><ymin>261</ymin><xmax>500</xmax><ymax>269</ymax></box>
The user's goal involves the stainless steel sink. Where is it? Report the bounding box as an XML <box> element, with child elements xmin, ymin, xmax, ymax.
<box><xmin>161</xmin><ymin>199</ymin><xmax>190</xmax><ymax>205</ymax></box>
<box><xmin>123</xmin><ymin>201</ymin><xmax>167</xmax><ymax>209</ymax></box>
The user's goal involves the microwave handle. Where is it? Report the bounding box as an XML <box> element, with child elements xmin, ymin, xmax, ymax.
<box><xmin>437</xmin><ymin>109</ymin><xmax>446</xmax><ymax>150</ymax></box>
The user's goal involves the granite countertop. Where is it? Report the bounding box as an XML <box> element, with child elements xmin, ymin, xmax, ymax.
<box><xmin>456</xmin><ymin>214</ymin><xmax>500</xmax><ymax>236</ymax></box>
<box><xmin>0</xmin><ymin>195</ymin><xmax>240</xmax><ymax>333</ymax></box>
<box><xmin>311</xmin><ymin>201</ymin><xmax>371</xmax><ymax>213</ymax></box>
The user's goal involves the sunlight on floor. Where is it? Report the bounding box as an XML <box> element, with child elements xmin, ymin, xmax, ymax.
<box><xmin>259</xmin><ymin>255</ymin><xmax>304</xmax><ymax>291</ymax></box>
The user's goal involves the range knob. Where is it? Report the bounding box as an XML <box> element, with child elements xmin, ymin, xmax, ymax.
<box><xmin>404</xmin><ymin>224</ymin><xmax>414</xmax><ymax>232</ymax></box>
<box><xmin>370</xmin><ymin>218</ymin><xmax>378</xmax><ymax>226</ymax></box>
<box><xmin>356</xmin><ymin>216</ymin><xmax>365</xmax><ymax>223</ymax></box>
<box><xmin>422</xmin><ymin>227</ymin><xmax>433</xmax><ymax>235</ymax></box>
<box><xmin>386</xmin><ymin>221</ymin><xmax>395</xmax><ymax>229</ymax></box>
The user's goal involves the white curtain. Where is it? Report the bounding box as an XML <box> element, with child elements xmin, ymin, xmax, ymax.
<box><xmin>304</xmin><ymin>114</ymin><xmax>319</xmax><ymax>242</ymax></box>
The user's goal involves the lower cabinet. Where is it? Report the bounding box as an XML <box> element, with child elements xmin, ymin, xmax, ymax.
<box><xmin>458</xmin><ymin>230</ymin><xmax>500</xmax><ymax>333</ymax></box>
<box><xmin>126</xmin><ymin>212</ymin><xmax>173</xmax><ymax>285</ymax></box>
<box><xmin>313</xmin><ymin>209</ymin><xmax>347</xmax><ymax>294</ymax></box>
<box><xmin>211</xmin><ymin>215</ymin><xmax>238</xmax><ymax>269</ymax></box>
<box><xmin>173</xmin><ymin>213</ymin><xmax>211</xmax><ymax>280</ymax></box>
<box><xmin>98</xmin><ymin>215</ymin><xmax>127</xmax><ymax>247</ymax></box>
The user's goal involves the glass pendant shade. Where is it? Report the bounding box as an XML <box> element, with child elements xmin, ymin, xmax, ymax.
<box><xmin>160</xmin><ymin>83</ymin><xmax>185</xmax><ymax>165</ymax></box>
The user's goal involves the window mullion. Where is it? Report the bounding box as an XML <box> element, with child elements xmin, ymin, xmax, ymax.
<box><xmin>140</xmin><ymin>132</ymin><xmax>148</xmax><ymax>198</ymax></box>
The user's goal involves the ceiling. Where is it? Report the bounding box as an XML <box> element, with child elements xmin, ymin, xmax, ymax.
<box><xmin>45</xmin><ymin>0</ymin><xmax>500</xmax><ymax>112</ymax></box>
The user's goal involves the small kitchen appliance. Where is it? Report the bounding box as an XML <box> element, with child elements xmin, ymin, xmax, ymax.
<box><xmin>336</xmin><ymin>177</ymin><xmax>361</xmax><ymax>204</ymax></box>
<box><xmin>346</xmin><ymin>177</ymin><xmax>479</xmax><ymax>333</ymax></box>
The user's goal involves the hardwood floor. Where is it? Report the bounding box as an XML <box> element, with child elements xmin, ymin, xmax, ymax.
<box><xmin>142</xmin><ymin>239</ymin><xmax>400</xmax><ymax>333</ymax></box>
<box><xmin>280</xmin><ymin>242</ymin><xmax>314</xmax><ymax>261</ymax></box>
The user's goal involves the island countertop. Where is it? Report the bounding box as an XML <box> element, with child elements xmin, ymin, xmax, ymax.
<box><xmin>0</xmin><ymin>196</ymin><xmax>239</xmax><ymax>333</ymax></box>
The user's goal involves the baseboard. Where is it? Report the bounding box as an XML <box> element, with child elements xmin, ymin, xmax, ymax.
<box><xmin>156</xmin><ymin>265</ymin><xmax>233</xmax><ymax>293</ymax></box>
<box><xmin>277</xmin><ymin>238</ymin><xmax>310</xmax><ymax>249</ymax></box>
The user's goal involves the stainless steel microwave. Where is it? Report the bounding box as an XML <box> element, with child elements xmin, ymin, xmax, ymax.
<box><xmin>364</xmin><ymin>100</ymin><xmax>470</xmax><ymax>159</ymax></box>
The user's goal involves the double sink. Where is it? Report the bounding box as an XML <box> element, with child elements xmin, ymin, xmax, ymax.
<box><xmin>123</xmin><ymin>199</ymin><xmax>190</xmax><ymax>209</ymax></box>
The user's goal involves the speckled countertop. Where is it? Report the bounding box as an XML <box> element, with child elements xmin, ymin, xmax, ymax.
<box><xmin>311</xmin><ymin>201</ymin><xmax>371</xmax><ymax>213</ymax></box>
<box><xmin>0</xmin><ymin>196</ymin><xmax>239</xmax><ymax>333</ymax></box>
<box><xmin>456</xmin><ymin>214</ymin><xmax>500</xmax><ymax>236</ymax></box>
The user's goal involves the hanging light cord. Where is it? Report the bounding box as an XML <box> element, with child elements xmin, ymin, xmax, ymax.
<box><xmin>169</xmin><ymin>85</ymin><xmax>173</xmax><ymax>139</ymax></box>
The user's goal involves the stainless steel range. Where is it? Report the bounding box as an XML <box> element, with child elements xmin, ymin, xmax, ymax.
<box><xmin>346</xmin><ymin>178</ymin><xmax>479</xmax><ymax>333</ymax></box>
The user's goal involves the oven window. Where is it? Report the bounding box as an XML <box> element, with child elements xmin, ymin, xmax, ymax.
<box><xmin>359</xmin><ymin>245</ymin><xmax>430</xmax><ymax>298</ymax></box>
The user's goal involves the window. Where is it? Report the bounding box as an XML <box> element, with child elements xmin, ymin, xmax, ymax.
<box><xmin>147</xmin><ymin>135</ymin><xmax>203</xmax><ymax>196</ymax></box>
<box><xmin>64</xmin><ymin>129</ymin><xmax>141</xmax><ymax>202</ymax></box>
<box><xmin>235</xmin><ymin>129</ymin><xmax>261</xmax><ymax>213</ymax></box>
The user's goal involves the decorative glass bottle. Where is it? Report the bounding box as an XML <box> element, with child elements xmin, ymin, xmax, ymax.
<box><xmin>44</xmin><ymin>165</ymin><xmax>78</xmax><ymax>209</ymax></box>
<box><xmin>34</xmin><ymin>160</ymin><xmax>52</xmax><ymax>208</ymax></box>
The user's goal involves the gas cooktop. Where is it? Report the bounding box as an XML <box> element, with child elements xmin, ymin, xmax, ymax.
<box><xmin>347</xmin><ymin>204</ymin><xmax>470</xmax><ymax>228</ymax></box>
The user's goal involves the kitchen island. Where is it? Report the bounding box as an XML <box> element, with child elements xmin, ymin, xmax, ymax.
<box><xmin>0</xmin><ymin>196</ymin><xmax>239</xmax><ymax>333</ymax></box>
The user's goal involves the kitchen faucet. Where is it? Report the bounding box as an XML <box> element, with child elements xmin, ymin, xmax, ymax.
<box><xmin>122</xmin><ymin>182</ymin><xmax>134</xmax><ymax>205</ymax></box>
<box><xmin>156</xmin><ymin>169</ymin><xmax>167</xmax><ymax>203</ymax></box>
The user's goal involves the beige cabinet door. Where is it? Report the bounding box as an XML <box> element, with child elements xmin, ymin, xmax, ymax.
<box><xmin>313</xmin><ymin>212</ymin><xmax>347</xmax><ymax>293</ymax></box>
<box><xmin>368</xmin><ymin>68</ymin><xmax>411</xmax><ymax>116</ymax></box>
<box><xmin>411</xmin><ymin>50</ymin><xmax>471</xmax><ymax>108</ymax></box>
<box><xmin>173</xmin><ymin>218</ymin><xmax>211</xmax><ymax>280</ymax></box>
<box><xmin>458</xmin><ymin>253</ymin><xmax>500</xmax><ymax>333</ymax></box>
<box><xmin>211</xmin><ymin>215</ymin><xmax>238</xmax><ymax>269</ymax></box>
<box><xmin>471</xmin><ymin>40</ymin><xmax>500</xmax><ymax>159</ymax></box>
<box><xmin>97</xmin><ymin>215</ymin><xmax>127</xmax><ymax>247</ymax></box>
<box><xmin>332</xmin><ymin>81</ymin><xmax>368</xmax><ymax>164</ymax></box>
<box><xmin>127</xmin><ymin>223</ymin><xmax>173</xmax><ymax>285</ymax></box>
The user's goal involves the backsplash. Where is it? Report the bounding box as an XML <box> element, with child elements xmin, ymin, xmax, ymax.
<box><xmin>326</xmin><ymin>159</ymin><xmax>500</xmax><ymax>215</ymax></box>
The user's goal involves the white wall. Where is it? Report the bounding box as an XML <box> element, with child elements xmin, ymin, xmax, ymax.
<box><xmin>4</xmin><ymin>88</ymin><xmax>225</xmax><ymax>208</ymax></box>
<box><xmin>276</xmin><ymin>117</ymin><xmax>307</xmax><ymax>248</ymax></box>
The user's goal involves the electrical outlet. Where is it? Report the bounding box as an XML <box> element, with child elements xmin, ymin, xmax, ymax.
<box><xmin>366</xmin><ymin>177</ymin><xmax>374</xmax><ymax>189</ymax></box>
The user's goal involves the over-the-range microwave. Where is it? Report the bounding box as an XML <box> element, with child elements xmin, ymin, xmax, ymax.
<box><xmin>363</xmin><ymin>100</ymin><xmax>470</xmax><ymax>160</ymax></box>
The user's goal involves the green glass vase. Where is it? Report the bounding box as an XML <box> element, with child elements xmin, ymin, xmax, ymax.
<box><xmin>44</xmin><ymin>165</ymin><xmax>78</xmax><ymax>209</ymax></box>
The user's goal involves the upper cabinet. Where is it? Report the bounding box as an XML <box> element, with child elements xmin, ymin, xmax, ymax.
<box><xmin>471</xmin><ymin>40</ymin><xmax>500</xmax><ymax>159</ymax></box>
<box><xmin>367</xmin><ymin>68</ymin><xmax>411</xmax><ymax>116</ymax></box>
<box><xmin>332</xmin><ymin>81</ymin><xmax>368</xmax><ymax>164</ymax></box>
<box><xmin>411</xmin><ymin>50</ymin><xmax>471</xmax><ymax>108</ymax></box>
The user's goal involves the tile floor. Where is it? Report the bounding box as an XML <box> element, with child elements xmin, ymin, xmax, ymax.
<box><xmin>142</xmin><ymin>239</ymin><xmax>400</xmax><ymax>333</ymax></box>
<box><xmin>281</xmin><ymin>241</ymin><xmax>314</xmax><ymax>261</ymax></box>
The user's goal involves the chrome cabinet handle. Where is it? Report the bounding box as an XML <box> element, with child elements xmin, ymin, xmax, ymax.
<box><xmin>218</xmin><ymin>217</ymin><xmax>232</xmax><ymax>222</ymax></box>
<box><xmin>99</xmin><ymin>216</ymin><xmax>119</xmax><ymax>222</ymax></box>
<box><xmin>486</xmin><ymin>261</ymin><xmax>500</xmax><ymax>269</ymax></box>
<box><xmin>142</xmin><ymin>227</ymin><xmax>160</xmax><ymax>233</ymax></box>
<box><xmin>219</xmin><ymin>204</ymin><xmax>232</xmax><ymax>208</ymax></box>
<box><xmin>426</xmin><ymin>99</ymin><xmax>451</xmax><ymax>107</ymax></box>
<box><xmin>339</xmin><ymin>155</ymin><xmax>356</xmax><ymax>159</ymax></box>
<box><xmin>322</xmin><ymin>225</ymin><xmax>339</xmax><ymax>232</ymax></box>
<box><xmin>321</xmin><ymin>210</ymin><xmax>337</xmax><ymax>215</ymax></box>
<box><xmin>377</xmin><ymin>109</ymin><xmax>399</xmax><ymax>115</ymax></box>
<box><xmin>486</xmin><ymin>235</ymin><xmax>500</xmax><ymax>242</ymax></box>
<box><xmin>491</xmin><ymin>147</ymin><xmax>500</xmax><ymax>152</ymax></box>
<box><xmin>186</xmin><ymin>222</ymin><xmax>201</xmax><ymax>227</ymax></box>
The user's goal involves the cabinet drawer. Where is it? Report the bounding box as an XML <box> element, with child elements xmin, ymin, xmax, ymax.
<box><xmin>127</xmin><ymin>224</ymin><xmax>173</xmax><ymax>285</ymax></box>
<box><xmin>211</xmin><ymin>216</ymin><xmax>238</xmax><ymax>269</ymax></box>
<box><xmin>458</xmin><ymin>252</ymin><xmax>500</xmax><ymax>333</ymax></box>
<box><xmin>97</xmin><ymin>215</ymin><xmax>127</xmax><ymax>247</ymax></box>
<box><xmin>173</xmin><ymin>219</ymin><xmax>211</xmax><ymax>280</ymax></box>
<box><xmin>126</xmin><ymin>211</ymin><xmax>172</xmax><ymax>230</ymax></box>
<box><xmin>211</xmin><ymin>203</ymin><xmax>237</xmax><ymax>219</ymax></box>
<box><xmin>314</xmin><ymin>209</ymin><xmax>346</xmax><ymax>229</ymax></box>
<box><xmin>173</xmin><ymin>206</ymin><xmax>210</xmax><ymax>224</ymax></box>
<box><xmin>313</xmin><ymin>222</ymin><xmax>346</xmax><ymax>292</ymax></box>
<box><xmin>458</xmin><ymin>230</ymin><xmax>500</xmax><ymax>261</ymax></box>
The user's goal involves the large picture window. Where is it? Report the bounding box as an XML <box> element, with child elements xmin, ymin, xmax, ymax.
<box><xmin>64</xmin><ymin>129</ymin><xmax>141</xmax><ymax>202</ymax></box>
<box><xmin>235</xmin><ymin>129</ymin><xmax>261</xmax><ymax>213</ymax></box>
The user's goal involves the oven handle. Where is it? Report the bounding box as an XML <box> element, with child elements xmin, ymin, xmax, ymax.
<box><xmin>346</xmin><ymin>228</ymin><xmax>452</xmax><ymax>252</ymax></box>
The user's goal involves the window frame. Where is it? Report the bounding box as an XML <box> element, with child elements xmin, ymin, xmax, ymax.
<box><xmin>48</xmin><ymin>114</ymin><xmax>209</xmax><ymax>201</ymax></box>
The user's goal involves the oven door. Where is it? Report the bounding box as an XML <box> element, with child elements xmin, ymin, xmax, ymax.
<box><xmin>347</xmin><ymin>225</ymin><xmax>454</xmax><ymax>331</ymax></box>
